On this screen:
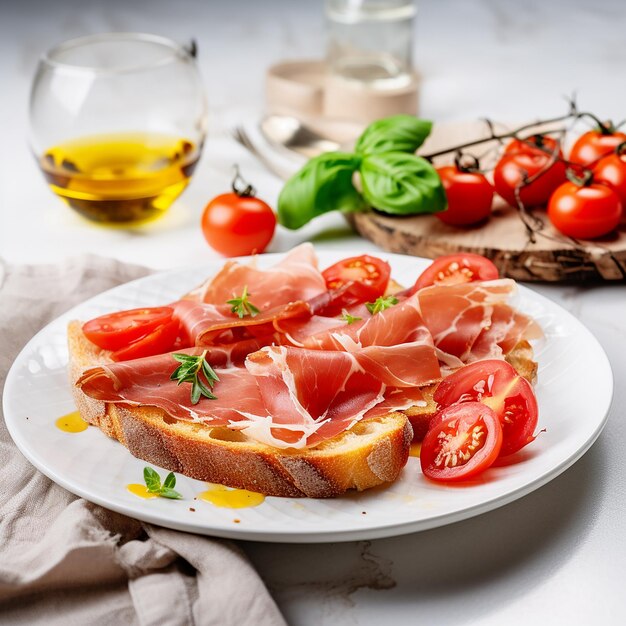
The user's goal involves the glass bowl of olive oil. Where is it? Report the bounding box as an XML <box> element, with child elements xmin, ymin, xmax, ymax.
<box><xmin>29</xmin><ymin>33</ymin><xmax>207</xmax><ymax>225</ymax></box>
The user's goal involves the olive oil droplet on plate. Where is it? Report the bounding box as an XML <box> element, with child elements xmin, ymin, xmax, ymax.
<box><xmin>127</xmin><ymin>484</ymin><xmax>158</xmax><ymax>499</ymax></box>
<box><xmin>198</xmin><ymin>484</ymin><xmax>265</xmax><ymax>509</ymax></box>
<box><xmin>55</xmin><ymin>411</ymin><xmax>88</xmax><ymax>433</ymax></box>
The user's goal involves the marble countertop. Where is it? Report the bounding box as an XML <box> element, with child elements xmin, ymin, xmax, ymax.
<box><xmin>2</xmin><ymin>0</ymin><xmax>625</xmax><ymax>624</ymax></box>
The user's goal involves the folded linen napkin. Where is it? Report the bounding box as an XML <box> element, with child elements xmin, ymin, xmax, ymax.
<box><xmin>0</xmin><ymin>256</ymin><xmax>286</xmax><ymax>626</ymax></box>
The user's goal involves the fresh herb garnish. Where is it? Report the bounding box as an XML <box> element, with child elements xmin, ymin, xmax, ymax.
<box><xmin>341</xmin><ymin>309</ymin><xmax>362</xmax><ymax>324</ymax></box>
<box><xmin>227</xmin><ymin>285</ymin><xmax>260</xmax><ymax>318</ymax></box>
<box><xmin>277</xmin><ymin>115</ymin><xmax>446</xmax><ymax>229</ymax></box>
<box><xmin>170</xmin><ymin>351</ymin><xmax>219</xmax><ymax>404</ymax></box>
<box><xmin>143</xmin><ymin>466</ymin><xmax>183</xmax><ymax>499</ymax></box>
<box><xmin>366</xmin><ymin>295</ymin><xmax>399</xmax><ymax>315</ymax></box>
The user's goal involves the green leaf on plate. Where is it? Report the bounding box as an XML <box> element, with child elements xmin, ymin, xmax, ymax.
<box><xmin>163</xmin><ymin>472</ymin><xmax>177</xmax><ymax>490</ymax></box>
<box><xmin>143</xmin><ymin>466</ymin><xmax>161</xmax><ymax>493</ymax></box>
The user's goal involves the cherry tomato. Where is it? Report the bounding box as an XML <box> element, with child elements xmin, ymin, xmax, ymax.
<box><xmin>420</xmin><ymin>402</ymin><xmax>502</xmax><ymax>482</ymax></box>
<box><xmin>493</xmin><ymin>148</ymin><xmax>566</xmax><ymax>208</ymax></box>
<box><xmin>569</xmin><ymin>128</ymin><xmax>626</xmax><ymax>167</ymax></box>
<box><xmin>202</xmin><ymin>192</ymin><xmax>276</xmax><ymax>257</ymax></box>
<box><xmin>548</xmin><ymin>180</ymin><xmax>622</xmax><ymax>239</ymax></box>
<box><xmin>322</xmin><ymin>255</ymin><xmax>391</xmax><ymax>298</ymax></box>
<box><xmin>504</xmin><ymin>134</ymin><xmax>563</xmax><ymax>158</ymax></box>
<box><xmin>412</xmin><ymin>253</ymin><xmax>499</xmax><ymax>292</ymax></box>
<box><xmin>593</xmin><ymin>151</ymin><xmax>626</xmax><ymax>207</ymax></box>
<box><xmin>82</xmin><ymin>307</ymin><xmax>174</xmax><ymax>351</ymax></box>
<box><xmin>111</xmin><ymin>318</ymin><xmax>180</xmax><ymax>361</ymax></box>
<box><xmin>435</xmin><ymin>165</ymin><xmax>494</xmax><ymax>226</ymax></box>
<box><xmin>434</xmin><ymin>359</ymin><xmax>538</xmax><ymax>457</ymax></box>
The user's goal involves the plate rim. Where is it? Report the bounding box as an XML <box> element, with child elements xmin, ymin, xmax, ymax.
<box><xmin>2</xmin><ymin>250</ymin><xmax>614</xmax><ymax>543</ymax></box>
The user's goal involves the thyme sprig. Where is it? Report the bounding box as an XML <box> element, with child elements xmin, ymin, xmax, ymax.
<box><xmin>366</xmin><ymin>295</ymin><xmax>398</xmax><ymax>315</ymax></box>
<box><xmin>170</xmin><ymin>351</ymin><xmax>219</xmax><ymax>404</ymax></box>
<box><xmin>227</xmin><ymin>285</ymin><xmax>260</xmax><ymax>318</ymax></box>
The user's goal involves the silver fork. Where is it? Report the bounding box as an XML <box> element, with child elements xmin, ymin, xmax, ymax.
<box><xmin>231</xmin><ymin>126</ymin><xmax>294</xmax><ymax>181</ymax></box>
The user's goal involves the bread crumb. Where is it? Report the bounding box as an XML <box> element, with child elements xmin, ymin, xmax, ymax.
<box><xmin>189</xmin><ymin>507</ymin><xmax>196</xmax><ymax>512</ymax></box>
<box><xmin>233</xmin><ymin>519</ymin><xmax>241</xmax><ymax>523</ymax></box>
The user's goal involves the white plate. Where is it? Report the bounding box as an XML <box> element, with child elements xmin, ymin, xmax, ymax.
<box><xmin>3</xmin><ymin>251</ymin><xmax>613</xmax><ymax>543</ymax></box>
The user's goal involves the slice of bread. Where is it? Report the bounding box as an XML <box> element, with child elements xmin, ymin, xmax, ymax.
<box><xmin>68</xmin><ymin>322</ymin><xmax>536</xmax><ymax>498</ymax></box>
<box><xmin>68</xmin><ymin>321</ymin><xmax>412</xmax><ymax>498</ymax></box>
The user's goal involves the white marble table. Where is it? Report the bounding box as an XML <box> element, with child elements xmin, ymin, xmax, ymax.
<box><xmin>2</xmin><ymin>1</ymin><xmax>626</xmax><ymax>624</ymax></box>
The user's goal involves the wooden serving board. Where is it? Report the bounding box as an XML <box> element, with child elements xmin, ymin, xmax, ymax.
<box><xmin>350</xmin><ymin>121</ymin><xmax>626</xmax><ymax>282</ymax></box>
<box><xmin>349</xmin><ymin>203</ymin><xmax>626</xmax><ymax>282</ymax></box>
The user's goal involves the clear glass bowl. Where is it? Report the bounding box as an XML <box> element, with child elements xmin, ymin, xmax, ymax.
<box><xmin>29</xmin><ymin>32</ymin><xmax>207</xmax><ymax>225</ymax></box>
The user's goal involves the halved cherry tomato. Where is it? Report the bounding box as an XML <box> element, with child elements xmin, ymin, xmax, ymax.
<box><xmin>82</xmin><ymin>307</ymin><xmax>174</xmax><ymax>351</ymax></box>
<box><xmin>593</xmin><ymin>151</ymin><xmax>626</xmax><ymax>207</ymax></box>
<box><xmin>420</xmin><ymin>402</ymin><xmax>502</xmax><ymax>482</ymax></box>
<box><xmin>548</xmin><ymin>180</ymin><xmax>622</xmax><ymax>239</ymax></box>
<box><xmin>434</xmin><ymin>359</ymin><xmax>538</xmax><ymax>457</ymax></box>
<box><xmin>493</xmin><ymin>147</ymin><xmax>566</xmax><ymax>208</ymax></box>
<box><xmin>569</xmin><ymin>127</ymin><xmax>626</xmax><ymax>167</ymax></box>
<box><xmin>412</xmin><ymin>253</ymin><xmax>499</xmax><ymax>292</ymax></box>
<box><xmin>322</xmin><ymin>255</ymin><xmax>391</xmax><ymax>299</ymax></box>
<box><xmin>435</xmin><ymin>165</ymin><xmax>494</xmax><ymax>226</ymax></box>
<box><xmin>110</xmin><ymin>318</ymin><xmax>180</xmax><ymax>361</ymax></box>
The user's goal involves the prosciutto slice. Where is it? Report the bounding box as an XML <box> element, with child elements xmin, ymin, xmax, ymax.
<box><xmin>277</xmin><ymin>294</ymin><xmax>442</xmax><ymax>387</ymax></box>
<box><xmin>416</xmin><ymin>279</ymin><xmax>540</xmax><ymax>366</ymax></box>
<box><xmin>77</xmin><ymin>348</ymin><xmax>266</xmax><ymax>423</ymax></box>
<box><xmin>172</xmin><ymin>299</ymin><xmax>309</xmax><ymax>346</ymax></box>
<box><xmin>77</xmin><ymin>342</ymin><xmax>433</xmax><ymax>449</ymax></box>
<box><xmin>188</xmin><ymin>243</ymin><xmax>327</xmax><ymax>309</ymax></box>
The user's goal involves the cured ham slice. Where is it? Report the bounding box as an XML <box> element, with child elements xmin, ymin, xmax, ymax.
<box><xmin>244</xmin><ymin>346</ymin><xmax>385</xmax><ymax>447</ymax></box>
<box><xmin>277</xmin><ymin>295</ymin><xmax>442</xmax><ymax>387</ymax></box>
<box><xmin>77</xmin><ymin>348</ymin><xmax>266</xmax><ymax>423</ymax></box>
<box><xmin>469</xmin><ymin>302</ymin><xmax>543</xmax><ymax>361</ymax></box>
<box><xmin>173</xmin><ymin>299</ymin><xmax>309</xmax><ymax>346</ymax></box>
<box><xmin>188</xmin><ymin>243</ymin><xmax>327</xmax><ymax>309</ymax></box>
<box><xmin>416</xmin><ymin>279</ymin><xmax>539</xmax><ymax>365</ymax></box>
<box><xmin>76</xmin><ymin>343</ymin><xmax>434</xmax><ymax>449</ymax></box>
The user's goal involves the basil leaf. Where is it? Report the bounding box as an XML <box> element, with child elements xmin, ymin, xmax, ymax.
<box><xmin>143</xmin><ymin>467</ymin><xmax>161</xmax><ymax>493</ymax></box>
<box><xmin>355</xmin><ymin>115</ymin><xmax>432</xmax><ymax>156</ymax></box>
<box><xmin>360</xmin><ymin>152</ymin><xmax>447</xmax><ymax>215</ymax></box>
<box><xmin>163</xmin><ymin>472</ymin><xmax>176</xmax><ymax>490</ymax></box>
<box><xmin>159</xmin><ymin>488</ymin><xmax>183</xmax><ymax>500</ymax></box>
<box><xmin>278</xmin><ymin>152</ymin><xmax>363</xmax><ymax>229</ymax></box>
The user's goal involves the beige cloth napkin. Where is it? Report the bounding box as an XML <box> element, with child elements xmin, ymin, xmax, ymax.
<box><xmin>0</xmin><ymin>256</ymin><xmax>286</xmax><ymax>626</ymax></box>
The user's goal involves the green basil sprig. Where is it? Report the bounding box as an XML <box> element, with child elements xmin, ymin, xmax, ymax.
<box><xmin>278</xmin><ymin>152</ymin><xmax>363</xmax><ymax>230</ymax></box>
<box><xmin>277</xmin><ymin>115</ymin><xmax>446</xmax><ymax>229</ymax></box>
<box><xmin>355</xmin><ymin>115</ymin><xmax>433</xmax><ymax>156</ymax></box>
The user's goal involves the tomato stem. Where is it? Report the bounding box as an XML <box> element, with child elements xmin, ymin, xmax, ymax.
<box><xmin>454</xmin><ymin>151</ymin><xmax>481</xmax><ymax>173</ymax></box>
<box><xmin>577</xmin><ymin>112</ymin><xmax>616</xmax><ymax>135</ymax></box>
<box><xmin>423</xmin><ymin>98</ymin><xmax>578</xmax><ymax>159</ymax></box>
<box><xmin>231</xmin><ymin>164</ymin><xmax>256</xmax><ymax>197</ymax></box>
<box><xmin>615</xmin><ymin>141</ymin><xmax>626</xmax><ymax>157</ymax></box>
<box><xmin>566</xmin><ymin>167</ymin><xmax>594</xmax><ymax>187</ymax></box>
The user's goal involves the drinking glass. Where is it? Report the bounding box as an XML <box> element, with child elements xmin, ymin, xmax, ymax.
<box><xmin>29</xmin><ymin>33</ymin><xmax>207</xmax><ymax>224</ymax></box>
<box><xmin>326</xmin><ymin>0</ymin><xmax>416</xmax><ymax>90</ymax></box>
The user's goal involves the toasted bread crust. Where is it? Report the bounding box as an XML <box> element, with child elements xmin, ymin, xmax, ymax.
<box><xmin>68</xmin><ymin>321</ymin><xmax>412</xmax><ymax>497</ymax></box>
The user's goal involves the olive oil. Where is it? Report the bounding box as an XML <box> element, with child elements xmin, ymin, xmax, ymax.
<box><xmin>55</xmin><ymin>411</ymin><xmax>88</xmax><ymax>433</ymax></box>
<box><xmin>39</xmin><ymin>132</ymin><xmax>200</xmax><ymax>224</ymax></box>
